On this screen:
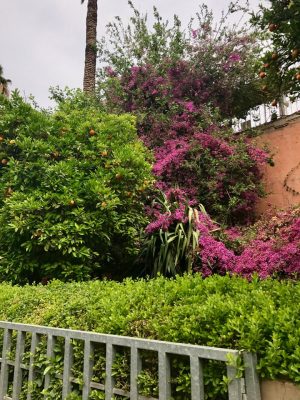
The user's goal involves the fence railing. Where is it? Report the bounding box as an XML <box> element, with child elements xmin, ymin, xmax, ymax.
<box><xmin>0</xmin><ymin>321</ymin><xmax>261</xmax><ymax>400</ymax></box>
<box><xmin>233</xmin><ymin>97</ymin><xmax>300</xmax><ymax>132</ymax></box>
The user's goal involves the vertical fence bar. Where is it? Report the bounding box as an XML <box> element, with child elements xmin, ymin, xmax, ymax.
<box><xmin>227</xmin><ymin>365</ymin><xmax>243</xmax><ymax>400</ymax></box>
<box><xmin>27</xmin><ymin>332</ymin><xmax>40</xmax><ymax>400</ymax></box>
<box><xmin>158</xmin><ymin>351</ymin><xmax>171</xmax><ymax>400</ymax></box>
<box><xmin>82</xmin><ymin>340</ymin><xmax>93</xmax><ymax>400</ymax></box>
<box><xmin>0</xmin><ymin>329</ymin><xmax>12</xmax><ymax>399</ymax></box>
<box><xmin>130</xmin><ymin>346</ymin><xmax>142</xmax><ymax>399</ymax></box>
<box><xmin>44</xmin><ymin>334</ymin><xmax>55</xmax><ymax>397</ymax></box>
<box><xmin>190</xmin><ymin>355</ymin><xmax>204</xmax><ymax>400</ymax></box>
<box><xmin>243</xmin><ymin>353</ymin><xmax>261</xmax><ymax>400</ymax></box>
<box><xmin>12</xmin><ymin>330</ymin><xmax>26</xmax><ymax>399</ymax></box>
<box><xmin>263</xmin><ymin>104</ymin><xmax>267</xmax><ymax>124</ymax></box>
<box><xmin>279</xmin><ymin>96</ymin><xmax>285</xmax><ymax>117</ymax></box>
<box><xmin>105</xmin><ymin>342</ymin><xmax>116</xmax><ymax>399</ymax></box>
<box><xmin>62</xmin><ymin>337</ymin><xmax>73</xmax><ymax>399</ymax></box>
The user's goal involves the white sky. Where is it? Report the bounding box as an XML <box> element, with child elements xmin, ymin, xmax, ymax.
<box><xmin>1</xmin><ymin>0</ymin><xmax>261</xmax><ymax>107</ymax></box>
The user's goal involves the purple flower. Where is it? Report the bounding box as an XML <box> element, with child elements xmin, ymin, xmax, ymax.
<box><xmin>228</xmin><ymin>53</ymin><xmax>241</xmax><ymax>62</ymax></box>
<box><xmin>192</xmin><ymin>29</ymin><xmax>199</xmax><ymax>39</ymax></box>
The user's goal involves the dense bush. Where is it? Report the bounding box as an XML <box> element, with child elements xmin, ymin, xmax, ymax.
<box><xmin>223</xmin><ymin>206</ymin><xmax>300</xmax><ymax>278</ymax></box>
<box><xmin>142</xmin><ymin>200</ymin><xmax>300</xmax><ymax>279</ymax></box>
<box><xmin>100</xmin><ymin>60</ymin><xmax>270</xmax><ymax>224</ymax></box>
<box><xmin>1</xmin><ymin>275</ymin><xmax>300</xmax><ymax>398</ymax></box>
<box><xmin>152</xmin><ymin>128</ymin><xmax>269</xmax><ymax>224</ymax></box>
<box><xmin>0</xmin><ymin>91</ymin><xmax>153</xmax><ymax>283</ymax></box>
<box><xmin>97</xmin><ymin>3</ymin><xmax>270</xmax><ymax>227</ymax></box>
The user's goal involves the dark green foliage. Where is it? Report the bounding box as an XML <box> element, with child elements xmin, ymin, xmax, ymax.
<box><xmin>0</xmin><ymin>91</ymin><xmax>153</xmax><ymax>283</ymax></box>
<box><xmin>251</xmin><ymin>0</ymin><xmax>300</xmax><ymax>101</ymax></box>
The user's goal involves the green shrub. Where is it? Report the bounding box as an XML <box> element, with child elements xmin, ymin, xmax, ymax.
<box><xmin>0</xmin><ymin>91</ymin><xmax>153</xmax><ymax>283</ymax></box>
<box><xmin>0</xmin><ymin>275</ymin><xmax>300</xmax><ymax>399</ymax></box>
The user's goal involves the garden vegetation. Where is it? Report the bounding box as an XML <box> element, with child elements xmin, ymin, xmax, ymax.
<box><xmin>0</xmin><ymin>0</ymin><xmax>300</xmax><ymax>397</ymax></box>
<box><xmin>0</xmin><ymin>275</ymin><xmax>300</xmax><ymax>398</ymax></box>
<box><xmin>0</xmin><ymin>91</ymin><xmax>153</xmax><ymax>283</ymax></box>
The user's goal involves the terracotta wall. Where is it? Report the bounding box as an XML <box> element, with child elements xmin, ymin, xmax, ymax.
<box><xmin>261</xmin><ymin>380</ymin><xmax>300</xmax><ymax>400</ymax></box>
<box><xmin>253</xmin><ymin>113</ymin><xmax>300</xmax><ymax>214</ymax></box>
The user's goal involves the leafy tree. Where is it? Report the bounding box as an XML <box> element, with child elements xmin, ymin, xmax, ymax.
<box><xmin>0</xmin><ymin>65</ymin><xmax>11</xmax><ymax>97</ymax></box>
<box><xmin>82</xmin><ymin>0</ymin><xmax>98</xmax><ymax>93</ymax></box>
<box><xmin>0</xmin><ymin>90</ymin><xmax>153</xmax><ymax>284</ymax></box>
<box><xmin>251</xmin><ymin>0</ymin><xmax>300</xmax><ymax>103</ymax></box>
<box><xmin>98</xmin><ymin>1</ymin><xmax>265</xmax><ymax>119</ymax></box>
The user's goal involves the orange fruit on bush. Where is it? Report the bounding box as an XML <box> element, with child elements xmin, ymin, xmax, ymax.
<box><xmin>271</xmin><ymin>53</ymin><xmax>279</xmax><ymax>60</ymax></box>
<box><xmin>52</xmin><ymin>151</ymin><xmax>59</xmax><ymax>159</ymax></box>
<box><xmin>1</xmin><ymin>159</ymin><xmax>8</xmax><ymax>165</ymax></box>
<box><xmin>89</xmin><ymin>129</ymin><xmax>96</xmax><ymax>136</ymax></box>
<box><xmin>5</xmin><ymin>187</ymin><xmax>13</xmax><ymax>197</ymax></box>
<box><xmin>269</xmin><ymin>23</ymin><xmax>278</xmax><ymax>32</ymax></box>
<box><xmin>259</xmin><ymin>71</ymin><xmax>267</xmax><ymax>78</ymax></box>
<box><xmin>291</xmin><ymin>49</ymin><xmax>299</xmax><ymax>59</ymax></box>
<box><xmin>271</xmin><ymin>99</ymin><xmax>278</xmax><ymax>107</ymax></box>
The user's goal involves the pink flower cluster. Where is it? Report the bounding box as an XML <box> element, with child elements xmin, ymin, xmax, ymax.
<box><xmin>229</xmin><ymin>209</ymin><xmax>300</xmax><ymax>278</ymax></box>
<box><xmin>153</xmin><ymin>139</ymin><xmax>190</xmax><ymax>177</ymax></box>
<box><xmin>145</xmin><ymin>189</ymin><xmax>190</xmax><ymax>234</ymax></box>
<box><xmin>146</xmin><ymin>202</ymin><xmax>300</xmax><ymax>280</ymax></box>
<box><xmin>247</xmin><ymin>145</ymin><xmax>269</xmax><ymax>164</ymax></box>
<box><xmin>221</xmin><ymin>208</ymin><xmax>300</xmax><ymax>279</ymax></box>
<box><xmin>103</xmin><ymin>55</ymin><xmax>270</xmax><ymax>224</ymax></box>
<box><xmin>194</xmin><ymin>133</ymin><xmax>234</xmax><ymax>157</ymax></box>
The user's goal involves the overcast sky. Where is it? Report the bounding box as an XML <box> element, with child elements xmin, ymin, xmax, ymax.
<box><xmin>1</xmin><ymin>0</ymin><xmax>261</xmax><ymax>108</ymax></box>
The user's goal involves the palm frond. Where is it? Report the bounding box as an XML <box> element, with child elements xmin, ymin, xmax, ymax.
<box><xmin>144</xmin><ymin>203</ymin><xmax>206</xmax><ymax>277</ymax></box>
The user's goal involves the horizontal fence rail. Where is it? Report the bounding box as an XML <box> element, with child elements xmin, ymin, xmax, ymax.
<box><xmin>233</xmin><ymin>97</ymin><xmax>300</xmax><ymax>132</ymax></box>
<box><xmin>0</xmin><ymin>321</ymin><xmax>261</xmax><ymax>400</ymax></box>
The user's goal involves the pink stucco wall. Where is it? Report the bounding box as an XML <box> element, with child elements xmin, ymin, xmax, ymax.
<box><xmin>253</xmin><ymin>113</ymin><xmax>300</xmax><ymax>214</ymax></box>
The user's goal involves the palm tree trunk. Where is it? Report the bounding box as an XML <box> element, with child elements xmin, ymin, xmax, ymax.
<box><xmin>0</xmin><ymin>65</ymin><xmax>11</xmax><ymax>97</ymax></box>
<box><xmin>83</xmin><ymin>0</ymin><xmax>98</xmax><ymax>93</ymax></box>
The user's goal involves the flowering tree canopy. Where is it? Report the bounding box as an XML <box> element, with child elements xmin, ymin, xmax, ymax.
<box><xmin>98</xmin><ymin>1</ymin><xmax>265</xmax><ymax>119</ymax></box>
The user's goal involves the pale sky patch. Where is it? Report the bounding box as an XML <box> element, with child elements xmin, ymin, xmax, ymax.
<box><xmin>1</xmin><ymin>0</ymin><xmax>261</xmax><ymax>107</ymax></box>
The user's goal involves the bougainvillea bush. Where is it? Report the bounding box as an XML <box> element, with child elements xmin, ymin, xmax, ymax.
<box><xmin>95</xmin><ymin>2</ymin><xmax>300</xmax><ymax>281</ymax></box>
<box><xmin>99</xmin><ymin>2</ymin><xmax>265</xmax><ymax>120</ymax></box>
<box><xmin>144</xmin><ymin>200</ymin><xmax>300</xmax><ymax>279</ymax></box>
<box><xmin>152</xmin><ymin>128</ymin><xmax>270</xmax><ymax>224</ymax></box>
<box><xmin>194</xmin><ymin>205</ymin><xmax>300</xmax><ymax>279</ymax></box>
<box><xmin>224</xmin><ymin>206</ymin><xmax>300</xmax><ymax>279</ymax></box>
<box><xmin>0</xmin><ymin>91</ymin><xmax>153</xmax><ymax>283</ymax></box>
<box><xmin>98</xmin><ymin>3</ymin><xmax>271</xmax><ymax>226</ymax></box>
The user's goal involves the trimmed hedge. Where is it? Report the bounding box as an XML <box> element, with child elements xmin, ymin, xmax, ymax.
<box><xmin>1</xmin><ymin>275</ymin><xmax>300</xmax><ymax>390</ymax></box>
